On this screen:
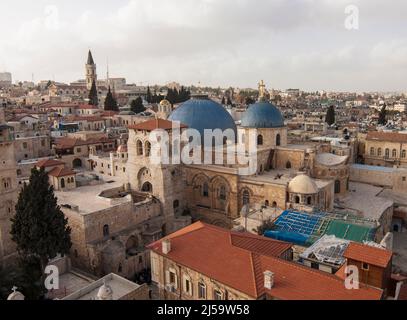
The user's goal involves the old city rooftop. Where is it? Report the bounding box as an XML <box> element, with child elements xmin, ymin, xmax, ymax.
<box><xmin>344</xmin><ymin>242</ymin><xmax>393</xmax><ymax>268</ymax></box>
<box><xmin>148</xmin><ymin>222</ymin><xmax>383</xmax><ymax>300</ymax></box>
<box><xmin>128</xmin><ymin>118</ymin><xmax>188</xmax><ymax>132</ymax></box>
<box><xmin>366</xmin><ymin>131</ymin><xmax>407</xmax><ymax>143</ymax></box>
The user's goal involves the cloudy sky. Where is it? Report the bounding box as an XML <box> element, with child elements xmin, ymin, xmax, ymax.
<box><xmin>0</xmin><ymin>0</ymin><xmax>406</xmax><ymax>92</ymax></box>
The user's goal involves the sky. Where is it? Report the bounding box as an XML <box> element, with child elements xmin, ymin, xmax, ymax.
<box><xmin>0</xmin><ymin>0</ymin><xmax>407</xmax><ymax>92</ymax></box>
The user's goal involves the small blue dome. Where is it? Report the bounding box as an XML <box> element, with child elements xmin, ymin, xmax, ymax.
<box><xmin>241</xmin><ymin>101</ymin><xmax>285</xmax><ymax>128</ymax></box>
<box><xmin>169</xmin><ymin>96</ymin><xmax>237</xmax><ymax>143</ymax></box>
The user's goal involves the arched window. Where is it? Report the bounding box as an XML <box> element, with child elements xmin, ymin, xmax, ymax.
<box><xmin>257</xmin><ymin>135</ymin><xmax>263</xmax><ymax>146</ymax></box>
<box><xmin>334</xmin><ymin>180</ymin><xmax>341</xmax><ymax>194</ymax></box>
<box><xmin>242</xmin><ymin>190</ymin><xmax>250</xmax><ymax>205</ymax></box>
<box><xmin>402</xmin><ymin>150</ymin><xmax>406</xmax><ymax>158</ymax></box>
<box><xmin>295</xmin><ymin>196</ymin><xmax>300</xmax><ymax>204</ymax></box>
<box><xmin>370</xmin><ymin>147</ymin><xmax>375</xmax><ymax>156</ymax></box>
<box><xmin>265</xmin><ymin>200</ymin><xmax>270</xmax><ymax>207</ymax></box>
<box><xmin>272</xmin><ymin>201</ymin><xmax>277</xmax><ymax>208</ymax></box>
<box><xmin>307</xmin><ymin>196</ymin><xmax>312</xmax><ymax>205</ymax></box>
<box><xmin>276</xmin><ymin>134</ymin><xmax>281</xmax><ymax>146</ymax></box>
<box><xmin>60</xmin><ymin>178</ymin><xmax>65</xmax><ymax>188</ymax></box>
<box><xmin>142</xmin><ymin>182</ymin><xmax>153</xmax><ymax>192</ymax></box>
<box><xmin>202</xmin><ymin>183</ymin><xmax>209</xmax><ymax>197</ymax></box>
<box><xmin>137</xmin><ymin>140</ymin><xmax>143</xmax><ymax>156</ymax></box>
<box><xmin>173</xmin><ymin>200</ymin><xmax>179</xmax><ymax>209</ymax></box>
<box><xmin>377</xmin><ymin>148</ymin><xmax>382</xmax><ymax>156</ymax></box>
<box><xmin>198</xmin><ymin>282</ymin><xmax>206</xmax><ymax>299</ymax></box>
<box><xmin>385</xmin><ymin>148</ymin><xmax>390</xmax><ymax>158</ymax></box>
<box><xmin>145</xmin><ymin>141</ymin><xmax>151</xmax><ymax>157</ymax></box>
<box><xmin>286</xmin><ymin>161</ymin><xmax>292</xmax><ymax>169</ymax></box>
<box><xmin>392</xmin><ymin>149</ymin><xmax>397</xmax><ymax>158</ymax></box>
<box><xmin>219</xmin><ymin>185</ymin><xmax>227</xmax><ymax>201</ymax></box>
<box><xmin>118</xmin><ymin>263</ymin><xmax>122</xmax><ymax>273</ymax></box>
<box><xmin>103</xmin><ymin>224</ymin><xmax>110</xmax><ymax>237</ymax></box>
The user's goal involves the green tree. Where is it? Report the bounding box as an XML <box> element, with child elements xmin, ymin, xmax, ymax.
<box><xmin>146</xmin><ymin>86</ymin><xmax>152</xmax><ymax>103</ymax></box>
<box><xmin>104</xmin><ymin>86</ymin><xmax>118</xmax><ymax>111</ymax></box>
<box><xmin>88</xmin><ymin>80</ymin><xmax>99</xmax><ymax>106</ymax></box>
<box><xmin>10</xmin><ymin>167</ymin><xmax>72</xmax><ymax>279</ymax></box>
<box><xmin>254</xmin><ymin>219</ymin><xmax>276</xmax><ymax>236</ymax></box>
<box><xmin>378</xmin><ymin>104</ymin><xmax>387</xmax><ymax>125</ymax></box>
<box><xmin>130</xmin><ymin>97</ymin><xmax>146</xmax><ymax>114</ymax></box>
<box><xmin>325</xmin><ymin>105</ymin><xmax>336</xmax><ymax>125</ymax></box>
<box><xmin>0</xmin><ymin>256</ymin><xmax>46</xmax><ymax>300</ymax></box>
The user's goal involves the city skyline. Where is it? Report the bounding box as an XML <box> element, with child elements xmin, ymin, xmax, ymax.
<box><xmin>1</xmin><ymin>0</ymin><xmax>407</xmax><ymax>92</ymax></box>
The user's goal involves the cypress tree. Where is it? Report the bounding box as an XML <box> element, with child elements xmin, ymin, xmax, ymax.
<box><xmin>104</xmin><ymin>86</ymin><xmax>118</xmax><ymax>111</ymax></box>
<box><xmin>130</xmin><ymin>97</ymin><xmax>146</xmax><ymax>114</ymax></box>
<box><xmin>325</xmin><ymin>105</ymin><xmax>336</xmax><ymax>125</ymax></box>
<box><xmin>378</xmin><ymin>104</ymin><xmax>387</xmax><ymax>125</ymax></box>
<box><xmin>10</xmin><ymin>167</ymin><xmax>72</xmax><ymax>277</ymax></box>
<box><xmin>88</xmin><ymin>80</ymin><xmax>99</xmax><ymax>106</ymax></box>
<box><xmin>146</xmin><ymin>86</ymin><xmax>152</xmax><ymax>103</ymax></box>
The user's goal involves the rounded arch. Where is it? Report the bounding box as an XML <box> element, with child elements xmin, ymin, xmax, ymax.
<box><xmin>286</xmin><ymin>161</ymin><xmax>292</xmax><ymax>169</ymax></box>
<box><xmin>141</xmin><ymin>181</ymin><xmax>153</xmax><ymax>192</ymax></box>
<box><xmin>276</xmin><ymin>133</ymin><xmax>281</xmax><ymax>146</ymax></box>
<box><xmin>211</xmin><ymin>219</ymin><xmax>229</xmax><ymax>229</ymax></box>
<box><xmin>126</xmin><ymin>235</ymin><xmax>139</xmax><ymax>256</ymax></box>
<box><xmin>334</xmin><ymin>180</ymin><xmax>341</xmax><ymax>194</ymax></box>
<box><xmin>257</xmin><ymin>134</ymin><xmax>263</xmax><ymax>146</ymax></box>
<box><xmin>145</xmin><ymin>141</ymin><xmax>151</xmax><ymax>157</ymax></box>
<box><xmin>72</xmin><ymin>158</ymin><xmax>82</xmax><ymax>168</ymax></box>
<box><xmin>136</xmin><ymin>140</ymin><xmax>144</xmax><ymax>156</ymax></box>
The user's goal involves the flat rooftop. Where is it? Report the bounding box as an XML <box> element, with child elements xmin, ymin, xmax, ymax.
<box><xmin>62</xmin><ymin>273</ymin><xmax>142</xmax><ymax>300</ymax></box>
<box><xmin>55</xmin><ymin>173</ymin><xmax>128</xmax><ymax>215</ymax></box>
<box><xmin>335</xmin><ymin>182</ymin><xmax>393</xmax><ymax>220</ymax></box>
<box><xmin>242</xmin><ymin>169</ymin><xmax>331</xmax><ymax>189</ymax></box>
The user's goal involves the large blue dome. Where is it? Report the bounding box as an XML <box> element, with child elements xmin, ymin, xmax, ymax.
<box><xmin>169</xmin><ymin>96</ymin><xmax>237</xmax><ymax>142</ymax></box>
<box><xmin>241</xmin><ymin>101</ymin><xmax>285</xmax><ymax>128</ymax></box>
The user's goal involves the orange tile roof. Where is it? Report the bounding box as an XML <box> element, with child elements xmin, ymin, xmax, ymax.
<box><xmin>128</xmin><ymin>118</ymin><xmax>188</xmax><ymax>131</ymax></box>
<box><xmin>399</xmin><ymin>284</ymin><xmax>407</xmax><ymax>300</ymax></box>
<box><xmin>344</xmin><ymin>242</ymin><xmax>392</xmax><ymax>268</ymax></box>
<box><xmin>366</xmin><ymin>131</ymin><xmax>407</xmax><ymax>143</ymax></box>
<box><xmin>36</xmin><ymin>159</ymin><xmax>65</xmax><ymax>168</ymax></box>
<box><xmin>48</xmin><ymin>166</ymin><xmax>75</xmax><ymax>178</ymax></box>
<box><xmin>148</xmin><ymin>222</ymin><xmax>383</xmax><ymax>300</ymax></box>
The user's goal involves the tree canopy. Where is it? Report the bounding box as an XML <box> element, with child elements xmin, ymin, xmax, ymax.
<box><xmin>88</xmin><ymin>80</ymin><xmax>99</xmax><ymax>106</ymax></box>
<box><xmin>104</xmin><ymin>86</ymin><xmax>118</xmax><ymax>111</ymax></box>
<box><xmin>130</xmin><ymin>97</ymin><xmax>146</xmax><ymax>114</ymax></box>
<box><xmin>325</xmin><ymin>105</ymin><xmax>336</xmax><ymax>125</ymax></box>
<box><xmin>378</xmin><ymin>104</ymin><xmax>387</xmax><ymax>125</ymax></box>
<box><xmin>11</xmin><ymin>167</ymin><xmax>72</xmax><ymax>273</ymax></box>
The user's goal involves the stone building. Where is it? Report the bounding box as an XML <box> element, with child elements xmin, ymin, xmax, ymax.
<box><xmin>148</xmin><ymin>222</ymin><xmax>383</xmax><ymax>300</ymax></box>
<box><xmin>364</xmin><ymin>131</ymin><xmax>407</xmax><ymax>168</ymax></box>
<box><xmin>0</xmin><ymin>108</ymin><xmax>18</xmax><ymax>267</ymax></box>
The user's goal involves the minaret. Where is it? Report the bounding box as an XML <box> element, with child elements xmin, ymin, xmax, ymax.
<box><xmin>86</xmin><ymin>50</ymin><xmax>97</xmax><ymax>90</ymax></box>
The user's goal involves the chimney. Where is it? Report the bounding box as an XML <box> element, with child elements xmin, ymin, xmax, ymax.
<box><xmin>264</xmin><ymin>271</ymin><xmax>274</xmax><ymax>290</ymax></box>
<box><xmin>162</xmin><ymin>239</ymin><xmax>171</xmax><ymax>254</ymax></box>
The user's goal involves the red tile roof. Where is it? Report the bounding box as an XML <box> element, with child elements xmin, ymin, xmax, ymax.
<box><xmin>366</xmin><ymin>131</ymin><xmax>407</xmax><ymax>143</ymax></box>
<box><xmin>344</xmin><ymin>242</ymin><xmax>393</xmax><ymax>268</ymax></box>
<box><xmin>148</xmin><ymin>222</ymin><xmax>383</xmax><ymax>300</ymax></box>
<box><xmin>48</xmin><ymin>166</ymin><xmax>75</xmax><ymax>178</ymax></box>
<box><xmin>399</xmin><ymin>284</ymin><xmax>407</xmax><ymax>300</ymax></box>
<box><xmin>128</xmin><ymin>118</ymin><xmax>188</xmax><ymax>131</ymax></box>
<box><xmin>36</xmin><ymin>159</ymin><xmax>65</xmax><ymax>168</ymax></box>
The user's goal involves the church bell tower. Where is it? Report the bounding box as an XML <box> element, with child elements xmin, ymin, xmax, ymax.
<box><xmin>86</xmin><ymin>50</ymin><xmax>97</xmax><ymax>90</ymax></box>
